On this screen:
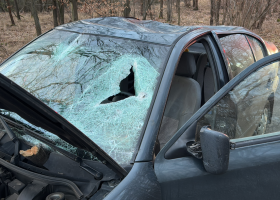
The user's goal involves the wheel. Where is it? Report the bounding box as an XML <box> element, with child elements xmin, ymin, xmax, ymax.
<box><xmin>255</xmin><ymin>107</ymin><xmax>269</xmax><ymax>135</ymax></box>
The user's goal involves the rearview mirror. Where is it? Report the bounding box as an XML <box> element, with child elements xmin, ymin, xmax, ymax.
<box><xmin>200</xmin><ymin>126</ymin><xmax>230</xmax><ymax>174</ymax></box>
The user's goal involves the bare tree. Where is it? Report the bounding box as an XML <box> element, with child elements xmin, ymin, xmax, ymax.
<box><xmin>159</xmin><ymin>0</ymin><xmax>163</xmax><ymax>18</ymax></box>
<box><xmin>177</xmin><ymin>0</ymin><xmax>180</xmax><ymax>24</ymax></box>
<box><xmin>71</xmin><ymin>0</ymin><xmax>78</xmax><ymax>21</ymax></box>
<box><xmin>217</xmin><ymin>0</ymin><xmax>278</xmax><ymax>29</ymax></box>
<box><xmin>193</xmin><ymin>0</ymin><xmax>198</xmax><ymax>10</ymax></box>
<box><xmin>14</xmin><ymin>0</ymin><xmax>20</xmax><ymax>20</ymax></box>
<box><xmin>5</xmin><ymin>0</ymin><xmax>15</xmax><ymax>25</ymax></box>
<box><xmin>123</xmin><ymin>0</ymin><xmax>131</xmax><ymax>17</ymax></box>
<box><xmin>30</xmin><ymin>0</ymin><xmax>42</xmax><ymax>36</ymax></box>
<box><xmin>167</xmin><ymin>0</ymin><xmax>172</xmax><ymax>21</ymax></box>
<box><xmin>52</xmin><ymin>0</ymin><xmax>58</xmax><ymax>27</ymax></box>
<box><xmin>215</xmin><ymin>0</ymin><xmax>221</xmax><ymax>25</ymax></box>
<box><xmin>222</xmin><ymin>0</ymin><xmax>229</xmax><ymax>25</ymax></box>
<box><xmin>210</xmin><ymin>0</ymin><xmax>215</xmax><ymax>25</ymax></box>
<box><xmin>57</xmin><ymin>0</ymin><xmax>64</xmax><ymax>24</ymax></box>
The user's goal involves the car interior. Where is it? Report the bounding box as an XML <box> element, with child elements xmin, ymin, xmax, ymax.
<box><xmin>156</xmin><ymin>41</ymin><xmax>216</xmax><ymax>151</ymax></box>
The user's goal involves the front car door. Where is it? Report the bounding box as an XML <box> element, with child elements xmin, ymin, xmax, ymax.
<box><xmin>155</xmin><ymin>52</ymin><xmax>280</xmax><ymax>199</ymax></box>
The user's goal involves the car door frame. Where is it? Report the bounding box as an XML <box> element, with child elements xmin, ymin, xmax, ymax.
<box><xmin>154</xmin><ymin>52</ymin><xmax>280</xmax><ymax>199</ymax></box>
<box><xmin>134</xmin><ymin>29</ymin><xmax>227</xmax><ymax>163</ymax></box>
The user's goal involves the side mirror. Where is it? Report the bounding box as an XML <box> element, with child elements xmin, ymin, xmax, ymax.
<box><xmin>200</xmin><ymin>126</ymin><xmax>230</xmax><ymax>174</ymax></box>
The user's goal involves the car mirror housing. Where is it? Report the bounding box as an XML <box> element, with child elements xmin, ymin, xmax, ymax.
<box><xmin>200</xmin><ymin>126</ymin><xmax>230</xmax><ymax>174</ymax></box>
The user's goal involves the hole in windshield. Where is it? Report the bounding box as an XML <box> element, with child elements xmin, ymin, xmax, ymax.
<box><xmin>102</xmin><ymin>66</ymin><xmax>135</xmax><ymax>104</ymax></box>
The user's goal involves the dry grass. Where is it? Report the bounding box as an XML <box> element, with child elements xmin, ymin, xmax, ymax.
<box><xmin>0</xmin><ymin>0</ymin><xmax>280</xmax><ymax>63</ymax></box>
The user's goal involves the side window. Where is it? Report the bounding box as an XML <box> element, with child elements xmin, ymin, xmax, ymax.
<box><xmin>220</xmin><ymin>34</ymin><xmax>255</xmax><ymax>78</ymax></box>
<box><xmin>157</xmin><ymin>41</ymin><xmax>216</xmax><ymax>150</ymax></box>
<box><xmin>247</xmin><ymin>36</ymin><xmax>265</xmax><ymax>61</ymax></box>
<box><xmin>196</xmin><ymin>61</ymin><xmax>280</xmax><ymax>140</ymax></box>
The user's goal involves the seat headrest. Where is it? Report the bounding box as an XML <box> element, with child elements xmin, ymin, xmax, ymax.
<box><xmin>176</xmin><ymin>52</ymin><xmax>196</xmax><ymax>77</ymax></box>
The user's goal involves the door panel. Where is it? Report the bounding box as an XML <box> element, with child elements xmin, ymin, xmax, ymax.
<box><xmin>156</xmin><ymin>140</ymin><xmax>280</xmax><ymax>199</ymax></box>
<box><xmin>155</xmin><ymin>53</ymin><xmax>280</xmax><ymax>199</ymax></box>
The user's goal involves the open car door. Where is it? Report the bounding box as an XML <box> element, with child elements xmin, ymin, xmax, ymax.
<box><xmin>155</xmin><ymin>52</ymin><xmax>280</xmax><ymax>199</ymax></box>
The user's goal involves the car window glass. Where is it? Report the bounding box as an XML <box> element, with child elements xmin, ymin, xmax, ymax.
<box><xmin>220</xmin><ymin>34</ymin><xmax>255</xmax><ymax>78</ymax></box>
<box><xmin>196</xmin><ymin>61</ymin><xmax>280</xmax><ymax>140</ymax></box>
<box><xmin>0</xmin><ymin>30</ymin><xmax>169</xmax><ymax>165</ymax></box>
<box><xmin>247</xmin><ymin>36</ymin><xmax>265</xmax><ymax>61</ymax></box>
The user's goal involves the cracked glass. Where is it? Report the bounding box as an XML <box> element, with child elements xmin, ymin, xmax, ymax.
<box><xmin>0</xmin><ymin>30</ymin><xmax>169</xmax><ymax>164</ymax></box>
<box><xmin>196</xmin><ymin>61</ymin><xmax>280</xmax><ymax>140</ymax></box>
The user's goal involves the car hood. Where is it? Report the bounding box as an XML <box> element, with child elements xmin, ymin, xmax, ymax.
<box><xmin>0</xmin><ymin>73</ymin><xmax>127</xmax><ymax>178</ymax></box>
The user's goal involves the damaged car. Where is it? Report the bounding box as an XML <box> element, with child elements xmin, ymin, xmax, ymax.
<box><xmin>0</xmin><ymin>17</ymin><xmax>280</xmax><ymax>200</ymax></box>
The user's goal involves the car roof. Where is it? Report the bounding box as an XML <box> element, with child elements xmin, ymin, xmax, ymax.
<box><xmin>56</xmin><ymin>17</ymin><xmax>247</xmax><ymax>45</ymax></box>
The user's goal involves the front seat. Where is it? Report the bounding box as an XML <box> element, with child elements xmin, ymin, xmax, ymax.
<box><xmin>157</xmin><ymin>52</ymin><xmax>201</xmax><ymax>149</ymax></box>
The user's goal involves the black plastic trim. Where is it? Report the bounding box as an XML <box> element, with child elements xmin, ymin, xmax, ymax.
<box><xmin>234</xmin><ymin>134</ymin><xmax>280</xmax><ymax>148</ymax></box>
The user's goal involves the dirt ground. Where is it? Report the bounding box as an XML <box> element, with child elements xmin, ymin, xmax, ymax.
<box><xmin>0</xmin><ymin>0</ymin><xmax>280</xmax><ymax>63</ymax></box>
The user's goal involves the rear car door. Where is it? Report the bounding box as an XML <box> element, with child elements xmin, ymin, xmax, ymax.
<box><xmin>154</xmin><ymin>52</ymin><xmax>280</xmax><ymax>199</ymax></box>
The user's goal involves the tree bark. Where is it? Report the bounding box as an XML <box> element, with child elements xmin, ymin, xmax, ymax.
<box><xmin>52</xmin><ymin>0</ymin><xmax>58</xmax><ymax>27</ymax></box>
<box><xmin>14</xmin><ymin>0</ymin><xmax>20</xmax><ymax>20</ymax></box>
<box><xmin>38</xmin><ymin>0</ymin><xmax>43</xmax><ymax>12</ymax></box>
<box><xmin>177</xmin><ymin>0</ymin><xmax>180</xmax><ymax>24</ymax></box>
<box><xmin>222</xmin><ymin>0</ymin><xmax>228</xmax><ymax>25</ymax></box>
<box><xmin>210</xmin><ymin>0</ymin><xmax>215</xmax><ymax>25</ymax></box>
<box><xmin>59</xmin><ymin>0</ymin><xmax>64</xmax><ymax>24</ymax></box>
<box><xmin>5</xmin><ymin>0</ymin><xmax>15</xmax><ymax>25</ymax></box>
<box><xmin>30</xmin><ymin>0</ymin><xmax>41</xmax><ymax>36</ymax></box>
<box><xmin>215</xmin><ymin>0</ymin><xmax>221</xmax><ymax>25</ymax></box>
<box><xmin>71</xmin><ymin>0</ymin><xmax>78</xmax><ymax>21</ymax></box>
<box><xmin>148</xmin><ymin>0</ymin><xmax>153</xmax><ymax>19</ymax></box>
<box><xmin>193</xmin><ymin>0</ymin><xmax>198</xmax><ymax>10</ymax></box>
<box><xmin>167</xmin><ymin>0</ymin><xmax>172</xmax><ymax>21</ymax></box>
<box><xmin>159</xmin><ymin>0</ymin><xmax>163</xmax><ymax>18</ymax></box>
<box><xmin>123</xmin><ymin>0</ymin><xmax>131</xmax><ymax>17</ymax></box>
<box><xmin>256</xmin><ymin>0</ymin><xmax>274</xmax><ymax>29</ymax></box>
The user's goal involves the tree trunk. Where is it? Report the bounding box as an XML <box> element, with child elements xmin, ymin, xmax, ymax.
<box><xmin>140</xmin><ymin>0</ymin><xmax>143</xmax><ymax>16</ymax></box>
<box><xmin>14</xmin><ymin>0</ymin><xmax>20</xmax><ymax>20</ymax></box>
<box><xmin>256</xmin><ymin>0</ymin><xmax>273</xmax><ymax>29</ymax></box>
<box><xmin>6</xmin><ymin>0</ymin><xmax>15</xmax><ymax>25</ymax></box>
<box><xmin>142</xmin><ymin>0</ymin><xmax>147</xmax><ymax>19</ymax></box>
<box><xmin>123</xmin><ymin>0</ymin><xmax>131</xmax><ymax>17</ymax></box>
<box><xmin>148</xmin><ymin>0</ymin><xmax>153</xmax><ymax>19</ymax></box>
<box><xmin>193</xmin><ymin>0</ymin><xmax>198</xmax><ymax>10</ymax></box>
<box><xmin>222</xmin><ymin>0</ymin><xmax>228</xmax><ymax>25</ymax></box>
<box><xmin>210</xmin><ymin>0</ymin><xmax>215</xmax><ymax>25</ymax></box>
<box><xmin>133</xmin><ymin>0</ymin><xmax>135</xmax><ymax>17</ymax></box>
<box><xmin>71</xmin><ymin>0</ymin><xmax>78</xmax><ymax>21</ymax></box>
<box><xmin>215</xmin><ymin>0</ymin><xmax>221</xmax><ymax>25</ymax></box>
<box><xmin>38</xmin><ymin>0</ymin><xmax>43</xmax><ymax>12</ymax></box>
<box><xmin>52</xmin><ymin>0</ymin><xmax>58</xmax><ymax>27</ymax></box>
<box><xmin>177</xmin><ymin>0</ymin><xmax>180</xmax><ymax>24</ymax></box>
<box><xmin>59</xmin><ymin>0</ymin><xmax>64</xmax><ymax>24</ymax></box>
<box><xmin>159</xmin><ymin>0</ymin><xmax>163</xmax><ymax>18</ymax></box>
<box><xmin>167</xmin><ymin>0</ymin><xmax>172</xmax><ymax>21</ymax></box>
<box><xmin>30</xmin><ymin>0</ymin><xmax>41</xmax><ymax>36</ymax></box>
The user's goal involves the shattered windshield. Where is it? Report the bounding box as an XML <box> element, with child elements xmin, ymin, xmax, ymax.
<box><xmin>0</xmin><ymin>30</ymin><xmax>169</xmax><ymax>164</ymax></box>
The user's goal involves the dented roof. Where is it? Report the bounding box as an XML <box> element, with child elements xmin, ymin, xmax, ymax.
<box><xmin>55</xmin><ymin>17</ymin><xmax>245</xmax><ymax>45</ymax></box>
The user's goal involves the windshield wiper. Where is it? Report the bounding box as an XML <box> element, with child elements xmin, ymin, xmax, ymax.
<box><xmin>0</xmin><ymin>116</ymin><xmax>20</xmax><ymax>166</ymax></box>
<box><xmin>0</xmin><ymin>116</ymin><xmax>103</xmax><ymax>180</ymax></box>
